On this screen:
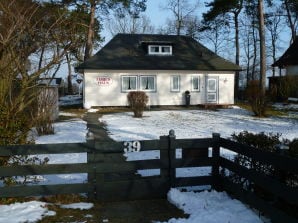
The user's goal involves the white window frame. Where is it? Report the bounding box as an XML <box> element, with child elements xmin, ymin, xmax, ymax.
<box><xmin>191</xmin><ymin>76</ymin><xmax>200</xmax><ymax>92</ymax></box>
<box><xmin>171</xmin><ymin>75</ymin><xmax>180</xmax><ymax>92</ymax></box>
<box><xmin>148</xmin><ymin>45</ymin><xmax>172</xmax><ymax>55</ymax></box>
<box><xmin>121</xmin><ymin>75</ymin><xmax>137</xmax><ymax>92</ymax></box>
<box><xmin>140</xmin><ymin>75</ymin><xmax>156</xmax><ymax>92</ymax></box>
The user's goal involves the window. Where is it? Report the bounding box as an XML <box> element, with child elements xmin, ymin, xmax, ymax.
<box><xmin>148</xmin><ymin>45</ymin><xmax>172</xmax><ymax>55</ymax></box>
<box><xmin>171</xmin><ymin>75</ymin><xmax>180</xmax><ymax>92</ymax></box>
<box><xmin>191</xmin><ymin>76</ymin><xmax>200</xmax><ymax>91</ymax></box>
<box><xmin>121</xmin><ymin>76</ymin><xmax>137</xmax><ymax>92</ymax></box>
<box><xmin>140</xmin><ymin>76</ymin><xmax>156</xmax><ymax>91</ymax></box>
<box><xmin>161</xmin><ymin>46</ymin><xmax>171</xmax><ymax>53</ymax></box>
<box><xmin>122</xmin><ymin>75</ymin><xmax>156</xmax><ymax>92</ymax></box>
<box><xmin>207</xmin><ymin>79</ymin><xmax>217</xmax><ymax>92</ymax></box>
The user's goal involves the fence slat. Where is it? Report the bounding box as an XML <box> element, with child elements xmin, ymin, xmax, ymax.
<box><xmin>219</xmin><ymin>138</ymin><xmax>298</xmax><ymax>172</ymax></box>
<box><xmin>220</xmin><ymin>157</ymin><xmax>298</xmax><ymax>205</ymax></box>
<box><xmin>172</xmin><ymin>157</ymin><xmax>214</xmax><ymax>168</ymax></box>
<box><xmin>0</xmin><ymin>183</ymin><xmax>90</xmax><ymax>198</ymax></box>
<box><xmin>0</xmin><ymin>163</ymin><xmax>90</xmax><ymax>177</ymax></box>
<box><xmin>173</xmin><ymin>176</ymin><xmax>213</xmax><ymax>187</ymax></box>
<box><xmin>172</xmin><ymin>138</ymin><xmax>214</xmax><ymax>149</ymax></box>
<box><xmin>0</xmin><ymin>143</ymin><xmax>91</xmax><ymax>156</ymax></box>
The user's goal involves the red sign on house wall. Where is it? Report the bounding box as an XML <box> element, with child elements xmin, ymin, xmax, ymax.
<box><xmin>96</xmin><ymin>76</ymin><xmax>113</xmax><ymax>86</ymax></box>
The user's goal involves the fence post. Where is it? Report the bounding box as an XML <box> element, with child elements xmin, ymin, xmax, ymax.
<box><xmin>86</xmin><ymin>129</ymin><xmax>97</xmax><ymax>200</ymax></box>
<box><xmin>168</xmin><ymin>130</ymin><xmax>176</xmax><ymax>187</ymax></box>
<box><xmin>159</xmin><ymin>132</ymin><xmax>172</xmax><ymax>191</ymax></box>
<box><xmin>212</xmin><ymin>133</ymin><xmax>221</xmax><ymax>191</ymax></box>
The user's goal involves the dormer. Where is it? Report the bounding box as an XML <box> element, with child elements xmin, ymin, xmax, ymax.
<box><xmin>140</xmin><ymin>40</ymin><xmax>173</xmax><ymax>56</ymax></box>
<box><xmin>148</xmin><ymin>45</ymin><xmax>172</xmax><ymax>55</ymax></box>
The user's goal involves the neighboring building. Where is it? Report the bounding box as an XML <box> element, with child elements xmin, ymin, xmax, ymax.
<box><xmin>38</xmin><ymin>78</ymin><xmax>62</xmax><ymax>120</ymax></box>
<box><xmin>272</xmin><ymin>36</ymin><xmax>298</xmax><ymax>76</ymax></box>
<box><xmin>76</xmin><ymin>34</ymin><xmax>241</xmax><ymax>108</ymax></box>
<box><xmin>271</xmin><ymin>37</ymin><xmax>298</xmax><ymax>100</ymax></box>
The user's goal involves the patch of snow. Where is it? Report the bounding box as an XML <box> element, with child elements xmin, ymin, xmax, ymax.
<box><xmin>35</xmin><ymin>119</ymin><xmax>87</xmax><ymax>144</ymax></box>
<box><xmin>88</xmin><ymin>108</ymin><xmax>99</xmax><ymax>113</ymax></box>
<box><xmin>60</xmin><ymin>202</ymin><xmax>94</xmax><ymax>210</ymax></box>
<box><xmin>100</xmin><ymin>108</ymin><xmax>298</xmax><ymax>141</ymax></box>
<box><xmin>0</xmin><ymin>201</ymin><xmax>55</xmax><ymax>223</ymax></box>
<box><xmin>156</xmin><ymin>189</ymin><xmax>263</xmax><ymax>223</ymax></box>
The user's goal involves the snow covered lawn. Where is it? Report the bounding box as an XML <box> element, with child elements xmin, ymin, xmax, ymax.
<box><xmin>100</xmin><ymin>107</ymin><xmax>297</xmax><ymax>141</ymax></box>
<box><xmin>2</xmin><ymin>106</ymin><xmax>296</xmax><ymax>222</ymax></box>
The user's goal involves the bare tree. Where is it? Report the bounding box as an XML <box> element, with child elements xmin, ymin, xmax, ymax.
<box><xmin>258</xmin><ymin>0</ymin><xmax>267</xmax><ymax>95</ymax></box>
<box><xmin>0</xmin><ymin>0</ymin><xmax>88</xmax><ymax>145</ymax></box>
<box><xmin>203</xmin><ymin>0</ymin><xmax>244</xmax><ymax>99</ymax></box>
<box><xmin>161</xmin><ymin>0</ymin><xmax>199</xmax><ymax>35</ymax></box>
<box><xmin>265</xmin><ymin>6</ymin><xmax>284</xmax><ymax>77</ymax></box>
<box><xmin>106</xmin><ymin>10</ymin><xmax>154</xmax><ymax>35</ymax></box>
<box><xmin>283</xmin><ymin>0</ymin><xmax>298</xmax><ymax>42</ymax></box>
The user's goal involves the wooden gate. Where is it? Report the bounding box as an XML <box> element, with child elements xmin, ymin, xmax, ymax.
<box><xmin>87</xmin><ymin>131</ymin><xmax>219</xmax><ymax>201</ymax></box>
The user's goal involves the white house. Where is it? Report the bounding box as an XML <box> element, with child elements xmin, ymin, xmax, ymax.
<box><xmin>76</xmin><ymin>34</ymin><xmax>241</xmax><ymax>108</ymax></box>
<box><xmin>272</xmin><ymin>36</ymin><xmax>298</xmax><ymax>76</ymax></box>
<box><xmin>271</xmin><ymin>36</ymin><xmax>298</xmax><ymax>100</ymax></box>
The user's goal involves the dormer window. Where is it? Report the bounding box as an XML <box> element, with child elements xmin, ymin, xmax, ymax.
<box><xmin>148</xmin><ymin>45</ymin><xmax>172</xmax><ymax>55</ymax></box>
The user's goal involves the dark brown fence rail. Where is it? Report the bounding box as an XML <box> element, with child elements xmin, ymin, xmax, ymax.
<box><xmin>0</xmin><ymin>132</ymin><xmax>297</xmax><ymax>222</ymax></box>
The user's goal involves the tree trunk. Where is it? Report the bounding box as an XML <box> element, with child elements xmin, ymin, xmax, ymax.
<box><xmin>284</xmin><ymin>0</ymin><xmax>296</xmax><ymax>42</ymax></box>
<box><xmin>258</xmin><ymin>0</ymin><xmax>266</xmax><ymax>95</ymax></box>
<box><xmin>252</xmin><ymin>27</ymin><xmax>257</xmax><ymax>80</ymax></box>
<box><xmin>66</xmin><ymin>53</ymin><xmax>73</xmax><ymax>95</ymax></box>
<box><xmin>234</xmin><ymin>13</ymin><xmax>240</xmax><ymax>99</ymax></box>
<box><xmin>84</xmin><ymin>0</ymin><xmax>97</xmax><ymax>61</ymax></box>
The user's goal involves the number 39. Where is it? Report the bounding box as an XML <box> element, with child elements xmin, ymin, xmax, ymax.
<box><xmin>124</xmin><ymin>141</ymin><xmax>141</xmax><ymax>153</ymax></box>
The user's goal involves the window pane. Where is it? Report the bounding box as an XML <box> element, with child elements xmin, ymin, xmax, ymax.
<box><xmin>141</xmin><ymin>76</ymin><xmax>147</xmax><ymax>89</ymax></box>
<box><xmin>162</xmin><ymin>46</ymin><xmax>170</xmax><ymax>53</ymax></box>
<box><xmin>140</xmin><ymin>76</ymin><xmax>155</xmax><ymax>91</ymax></box>
<box><xmin>122</xmin><ymin>77</ymin><xmax>129</xmax><ymax>90</ymax></box>
<box><xmin>150</xmin><ymin>46</ymin><xmax>159</xmax><ymax>53</ymax></box>
<box><xmin>208</xmin><ymin>79</ymin><xmax>216</xmax><ymax>92</ymax></box>
<box><xmin>192</xmin><ymin>77</ymin><xmax>199</xmax><ymax>91</ymax></box>
<box><xmin>122</xmin><ymin>76</ymin><xmax>137</xmax><ymax>91</ymax></box>
<box><xmin>171</xmin><ymin>76</ymin><xmax>180</xmax><ymax>91</ymax></box>
<box><xmin>147</xmin><ymin>76</ymin><xmax>155</xmax><ymax>89</ymax></box>
<box><xmin>130</xmin><ymin>77</ymin><xmax>137</xmax><ymax>90</ymax></box>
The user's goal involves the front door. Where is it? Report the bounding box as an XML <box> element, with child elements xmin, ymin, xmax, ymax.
<box><xmin>206</xmin><ymin>77</ymin><xmax>218</xmax><ymax>103</ymax></box>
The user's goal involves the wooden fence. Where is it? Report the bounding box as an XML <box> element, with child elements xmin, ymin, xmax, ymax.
<box><xmin>0</xmin><ymin>131</ymin><xmax>297</xmax><ymax>222</ymax></box>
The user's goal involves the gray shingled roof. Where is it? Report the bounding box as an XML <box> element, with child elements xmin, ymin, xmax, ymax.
<box><xmin>272</xmin><ymin>36</ymin><xmax>298</xmax><ymax>68</ymax></box>
<box><xmin>76</xmin><ymin>33</ymin><xmax>241</xmax><ymax>71</ymax></box>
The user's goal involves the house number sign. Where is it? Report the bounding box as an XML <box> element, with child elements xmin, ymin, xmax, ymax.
<box><xmin>96</xmin><ymin>76</ymin><xmax>113</xmax><ymax>86</ymax></box>
<box><xmin>123</xmin><ymin>141</ymin><xmax>141</xmax><ymax>152</ymax></box>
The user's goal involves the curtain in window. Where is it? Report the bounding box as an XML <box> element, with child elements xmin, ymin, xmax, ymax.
<box><xmin>122</xmin><ymin>76</ymin><xmax>136</xmax><ymax>90</ymax></box>
<box><xmin>141</xmin><ymin>76</ymin><xmax>155</xmax><ymax>90</ymax></box>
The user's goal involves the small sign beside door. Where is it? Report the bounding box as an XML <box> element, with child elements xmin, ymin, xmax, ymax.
<box><xmin>96</xmin><ymin>76</ymin><xmax>113</xmax><ymax>86</ymax></box>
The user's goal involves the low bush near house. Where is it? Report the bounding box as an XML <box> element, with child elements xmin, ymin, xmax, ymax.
<box><xmin>245</xmin><ymin>80</ymin><xmax>268</xmax><ymax>117</ymax></box>
<box><xmin>127</xmin><ymin>91</ymin><xmax>148</xmax><ymax>118</ymax></box>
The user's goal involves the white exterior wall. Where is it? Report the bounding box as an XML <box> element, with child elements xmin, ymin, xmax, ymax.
<box><xmin>83</xmin><ymin>70</ymin><xmax>234</xmax><ymax>108</ymax></box>
<box><xmin>286</xmin><ymin>65</ymin><xmax>298</xmax><ymax>76</ymax></box>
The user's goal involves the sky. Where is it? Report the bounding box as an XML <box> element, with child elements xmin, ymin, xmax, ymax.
<box><xmin>101</xmin><ymin>0</ymin><xmax>206</xmax><ymax>45</ymax></box>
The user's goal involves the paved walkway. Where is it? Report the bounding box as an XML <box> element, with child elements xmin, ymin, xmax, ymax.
<box><xmin>83</xmin><ymin>111</ymin><xmax>187</xmax><ymax>222</ymax></box>
<box><xmin>83</xmin><ymin>112</ymin><xmax>114</xmax><ymax>142</ymax></box>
